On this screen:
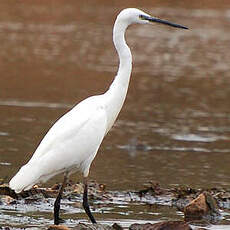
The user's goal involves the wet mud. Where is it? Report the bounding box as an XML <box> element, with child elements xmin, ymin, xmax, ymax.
<box><xmin>1</xmin><ymin>181</ymin><xmax>230</xmax><ymax>229</ymax></box>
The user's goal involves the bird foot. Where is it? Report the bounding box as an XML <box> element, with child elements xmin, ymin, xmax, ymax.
<box><xmin>54</xmin><ymin>217</ymin><xmax>65</xmax><ymax>225</ymax></box>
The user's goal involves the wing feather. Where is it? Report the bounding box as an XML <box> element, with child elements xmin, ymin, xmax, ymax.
<box><xmin>9</xmin><ymin>95</ymin><xmax>108</xmax><ymax>192</ymax></box>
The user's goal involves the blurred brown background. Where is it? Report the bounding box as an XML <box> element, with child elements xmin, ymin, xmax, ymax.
<box><xmin>1</xmin><ymin>0</ymin><xmax>230</xmax><ymax>191</ymax></box>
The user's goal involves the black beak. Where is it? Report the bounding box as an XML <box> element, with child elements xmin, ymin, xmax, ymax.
<box><xmin>140</xmin><ymin>15</ymin><xmax>188</xmax><ymax>30</ymax></box>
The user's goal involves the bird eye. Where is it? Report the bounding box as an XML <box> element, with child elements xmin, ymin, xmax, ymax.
<box><xmin>139</xmin><ymin>15</ymin><xmax>146</xmax><ymax>20</ymax></box>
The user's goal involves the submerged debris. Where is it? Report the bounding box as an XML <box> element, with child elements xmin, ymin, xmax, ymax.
<box><xmin>48</xmin><ymin>223</ymin><xmax>122</xmax><ymax>230</ymax></box>
<box><xmin>0</xmin><ymin>180</ymin><xmax>107</xmax><ymax>200</ymax></box>
<box><xmin>48</xmin><ymin>222</ymin><xmax>192</xmax><ymax>230</ymax></box>
<box><xmin>0</xmin><ymin>184</ymin><xmax>18</xmax><ymax>199</ymax></box>
<box><xmin>1</xmin><ymin>181</ymin><xmax>230</xmax><ymax>229</ymax></box>
<box><xmin>138</xmin><ymin>181</ymin><xmax>168</xmax><ymax>197</ymax></box>
<box><xmin>72</xmin><ymin>223</ymin><xmax>118</xmax><ymax>230</ymax></box>
<box><xmin>129</xmin><ymin>221</ymin><xmax>192</xmax><ymax>230</ymax></box>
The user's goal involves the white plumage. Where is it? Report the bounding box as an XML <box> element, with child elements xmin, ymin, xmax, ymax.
<box><xmin>10</xmin><ymin>96</ymin><xmax>107</xmax><ymax>192</ymax></box>
<box><xmin>9</xmin><ymin>8</ymin><xmax>187</xmax><ymax>224</ymax></box>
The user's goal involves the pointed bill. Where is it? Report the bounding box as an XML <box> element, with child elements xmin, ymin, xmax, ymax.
<box><xmin>140</xmin><ymin>15</ymin><xmax>188</xmax><ymax>29</ymax></box>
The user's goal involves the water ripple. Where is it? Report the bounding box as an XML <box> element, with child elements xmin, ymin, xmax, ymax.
<box><xmin>171</xmin><ymin>134</ymin><xmax>227</xmax><ymax>142</ymax></box>
<box><xmin>0</xmin><ymin>100</ymin><xmax>72</xmax><ymax>109</ymax></box>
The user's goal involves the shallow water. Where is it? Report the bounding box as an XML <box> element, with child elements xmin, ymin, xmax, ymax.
<box><xmin>1</xmin><ymin>0</ymin><xmax>230</xmax><ymax>229</ymax></box>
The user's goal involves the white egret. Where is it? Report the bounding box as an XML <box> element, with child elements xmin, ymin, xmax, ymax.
<box><xmin>9</xmin><ymin>8</ymin><xmax>188</xmax><ymax>225</ymax></box>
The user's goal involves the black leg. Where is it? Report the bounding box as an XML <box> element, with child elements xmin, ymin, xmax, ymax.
<box><xmin>83</xmin><ymin>177</ymin><xmax>97</xmax><ymax>224</ymax></box>
<box><xmin>54</xmin><ymin>175</ymin><xmax>68</xmax><ymax>225</ymax></box>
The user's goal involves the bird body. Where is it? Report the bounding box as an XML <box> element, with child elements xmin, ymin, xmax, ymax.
<box><xmin>9</xmin><ymin>77</ymin><xmax>131</xmax><ymax>193</ymax></box>
<box><xmin>10</xmin><ymin>95</ymin><xmax>108</xmax><ymax>192</ymax></box>
<box><xmin>9</xmin><ymin>8</ymin><xmax>187</xmax><ymax>224</ymax></box>
<box><xmin>10</xmin><ymin>9</ymin><xmax>136</xmax><ymax>194</ymax></box>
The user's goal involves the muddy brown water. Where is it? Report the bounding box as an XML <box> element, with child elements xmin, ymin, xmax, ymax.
<box><xmin>1</xmin><ymin>0</ymin><xmax>230</xmax><ymax>229</ymax></box>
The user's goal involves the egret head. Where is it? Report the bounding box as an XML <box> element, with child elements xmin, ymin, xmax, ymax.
<box><xmin>117</xmin><ymin>8</ymin><xmax>188</xmax><ymax>29</ymax></box>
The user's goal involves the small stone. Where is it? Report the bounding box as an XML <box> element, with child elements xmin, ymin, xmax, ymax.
<box><xmin>48</xmin><ymin>225</ymin><xmax>70</xmax><ymax>230</ymax></box>
<box><xmin>72</xmin><ymin>183</ymin><xmax>84</xmax><ymax>194</ymax></box>
<box><xmin>184</xmin><ymin>191</ymin><xmax>219</xmax><ymax>220</ymax></box>
<box><xmin>51</xmin><ymin>183</ymin><xmax>61</xmax><ymax>191</ymax></box>
<box><xmin>99</xmin><ymin>184</ymin><xmax>106</xmax><ymax>191</ymax></box>
<box><xmin>112</xmin><ymin>223</ymin><xmax>123</xmax><ymax>230</ymax></box>
<box><xmin>33</xmin><ymin>184</ymin><xmax>39</xmax><ymax>189</ymax></box>
<box><xmin>72</xmin><ymin>223</ymin><xmax>114</xmax><ymax>230</ymax></box>
<box><xmin>129</xmin><ymin>221</ymin><xmax>192</xmax><ymax>230</ymax></box>
<box><xmin>2</xmin><ymin>195</ymin><xmax>16</xmax><ymax>204</ymax></box>
<box><xmin>0</xmin><ymin>184</ymin><xmax>18</xmax><ymax>199</ymax></box>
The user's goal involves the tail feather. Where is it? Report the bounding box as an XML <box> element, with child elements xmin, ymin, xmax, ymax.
<box><xmin>9</xmin><ymin>164</ymin><xmax>40</xmax><ymax>193</ymax></box>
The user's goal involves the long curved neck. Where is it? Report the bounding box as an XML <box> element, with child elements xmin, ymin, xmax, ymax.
<box><xmin>103</xmin><ymin>18</ymin><xmax>132</xmax><ymax>132</ymax></box>
<box><xmin>112</xmin><ymin>20</ymin><xmax>132</xmax><ymax>89</ymax></box>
